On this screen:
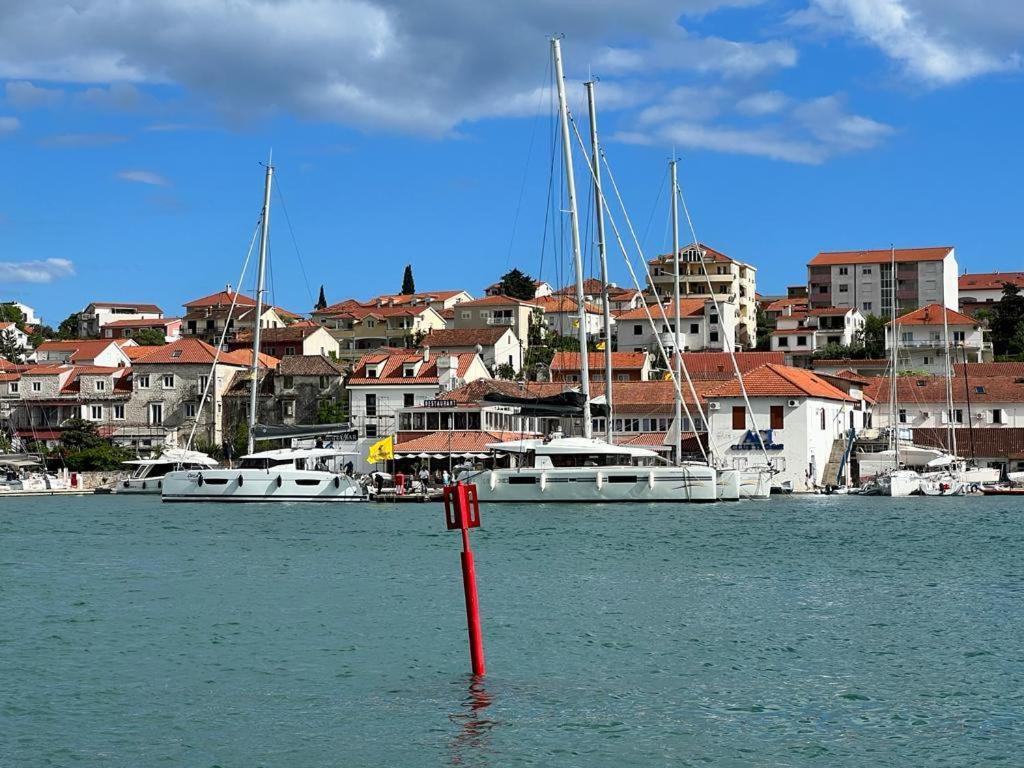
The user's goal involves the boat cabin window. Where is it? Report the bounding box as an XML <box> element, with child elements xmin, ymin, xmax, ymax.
<box><xmin>547</xmin><ymin>453</ymin><xmax>634</xmax><ymax>468</ymax></box>
<box><xmin>239</xmin><ymin>457</ymin><xmax>295</xmax><ymax>470</ymax></box>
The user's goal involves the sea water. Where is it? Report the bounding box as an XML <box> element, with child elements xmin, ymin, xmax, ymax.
<box><xmin>2</xmin><ymin>495</ymin><xmax>1022</xmax><ymax>766</ymax></box>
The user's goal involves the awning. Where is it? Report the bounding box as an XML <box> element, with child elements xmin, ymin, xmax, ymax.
<box><xmin>482</xmin><ymin>390</ymin><xmax>608</xmax><ymax>417</ymax></box>
<box><xmin>253</xmin><ymin>423</ymin><xmax>356</xmax><ymax>441</ymax></box>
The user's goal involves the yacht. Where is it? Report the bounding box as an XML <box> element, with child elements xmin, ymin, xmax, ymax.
<box><xmin>162</xmin><ymin>447</ymin><xmax>364</xmax><ymax>502</ymax></box>
<box><xmin>118</xmin><ymin>449</ymin><xmax>218</xmax><ymax>494</ymax></box>
<box><xmin>460</xmin><ymin>437</ymin><xmax>717</xmax><ymax>503</ymax></box>
<box><xmin>0</xmin><ymin>456</ymin><xmax>71</xmax><ymax>494</ymax></box>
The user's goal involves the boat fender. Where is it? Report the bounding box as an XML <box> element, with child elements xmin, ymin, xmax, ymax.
<box><xmin>197</xmin><ymin>474</ymin><xmax>204</xmax><ymax>487</ymax></box>
<box><xmin>648</xmin><ymin>471</ymin><xmax>655</xmax><ymax>490</ymax></box>
<box><xmin>157</xmin><ymin>480</ymin><xmax>162</xmax><ymax>489</ymax></box>
<box><xmin>596</xmin><ymin>471</ymin><xmax>604</xmax><ymax>490</ymax></box>
<box><xmin>142</xmin><ymin>481</ymin><xmax>146</xmax><ymax>490</ymax></box>
<box><xmin>489</xmin><ymin>472</ymin><xmax>497</xmax><ymax>491</ymax></box>
<box><xmin>540</xmin><ymin>472</ymin><xmax>547</xmax><ymax>492</ymax></box>
<box><xmin>276</xmin><ymin>475</ymin><xmax>282</xmax><ymax>488</ymax></box>
<box><xmin>122</xmin><ymin>480</ymin><xmax>129</xmax><ymax>488</ymax></box>
<box><xmin>237</xmin><ymin>475</ymin><xmax>244</xmax><ymax>486</ymax></box>
<box><xmin>334</xmin><ymin>476</ymin><xmax>340</xmax><ymax>489</ymax></box>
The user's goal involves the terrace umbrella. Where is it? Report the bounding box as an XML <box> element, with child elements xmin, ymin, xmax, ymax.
<box><xmin>432</xmin><ymin>453</ymin><xmax>446</xmax><ymax>459</ymax></box>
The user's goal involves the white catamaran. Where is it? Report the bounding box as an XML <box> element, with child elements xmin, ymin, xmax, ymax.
<box><xmin>461</xmin><ymin>38</ymin><xmax>717</xmax><ymax>503</ymax></box>
<box><xmin>161</xmin><ymin>158</ymin><xmax>365</xmax><ymax>503</ymax></box>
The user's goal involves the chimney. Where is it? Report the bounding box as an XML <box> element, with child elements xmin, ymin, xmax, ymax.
<box><xmin>226</xmin><ymin>284</ymin><xmax>233</xmax><ymax>295</ymax></box>
<box><xmin>439</xmin><ymin>354</ymin><xmax>457</xmax><ymax>390</ymax></box>
<box><xmin>423</xmin><ymin>345</ymin><xmax>430</xmax><ymax>363</ymax></box>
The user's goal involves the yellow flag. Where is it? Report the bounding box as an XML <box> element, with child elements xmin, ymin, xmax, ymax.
<box><xmin>662</xmin><ymin>370</ymin><xmax>674</xmax><ymax>381</ymax></box>
<box><xmin>366</xmin><ymin>435</ymin><xmax>394</xmax><ymax>463</ymax></box>
<box><xmin>596</xmin><ymin>340</ymin><xmax>606</xmax><ymax>350</ymax></box>
<box><xmin>572</xmin><ymin>319</ymin><xmax>580</xmax><ymax>328</ymax></box>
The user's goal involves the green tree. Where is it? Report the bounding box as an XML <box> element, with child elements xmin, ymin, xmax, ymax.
<box><xmin>27</xmin><ymin>324</ymin><xmax>54</xmax><ymax>347</ymax></box>
<box><xmin>493</xmin><ymin>362</ymin><xmax>519</xmax><ymax>380</ymax></box>
<box><xmin>59</xmin><ymin>417</ymin><xmax>104</xmax><ymax>452</ymax></box>
<box><xmin>497</xmin><ymin>269</ymin><xmax>536</xmax><ymax>301</ymax></box>
<box><xmin>56</xmin><ymin>312</ymin><xmax>85</xmax><ymax>340</ymax></box>
<box><xmin>0</xmin><ymin>329</ymin><xmax>24</xmax><ymax>363</ymax></box>
<box><xmin>316</xmin><ymin>398</ymin><xmax>348</xmax><ymax>424</ymax></box>
<box><xmin>63</xmin><ymin>444</ymin><xmax>132</xmax><ymax>471</ymax></box>
<box><xmin>401</xmin><ymin>264</ymin><xmax>416</xmax><ymax>295</ymax></box>
<box><xmin>987</xmin><ymin>282</ymin><xmax>1024</xmax><ymax>358</ymax></box>
<box><xmin>0</xmin><ymin>303</ymin><xmax>25</xmax><ymax>325</ymax></box>
<box><xmin>754</xmin><ymin>305</ymin><xmax>773</xmax><ymax>351</ymax></box>
<box><xmin>861</xmin><ymin>314</ymin><xmax>887</xmax><ymax>359</ymax></box>
<box><xmin>315</xmin><ymin>284</ymin><xmax>328</xmax><ymax>311</ymax></box>
<box><xmin>131</xmin><ymin>328</ymin><xmax>167</xmax><ymax>346</ymax></box>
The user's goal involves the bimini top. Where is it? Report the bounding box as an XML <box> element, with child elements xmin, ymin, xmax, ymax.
<box><xmin>485</xmin><ymin>436</ymin><xmax>660</xmax><ymax>460</ymax></box>
<box><xmin>240</xmin><ymin>447</ymin><xmax>360</xmax><ymax>461</ymax></box>
<box><xmin>123</xmin><ymin>448</ymin><xmax>218</xmax><ymax>467</ymax></box>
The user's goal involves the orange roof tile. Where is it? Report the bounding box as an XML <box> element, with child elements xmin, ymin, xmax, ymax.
<box><xmin>348</xmin><ymin>350</ymin><xmax>479</xmax><ymax>385</ymax></box>
<box><xmin>132</xmin><ymin>337</ymin><xmax>269</xmax><ymax>366</ymax></box>
<box><xmin>677</xmin><ymin>352</ymin><xmax>786</xmax><ymax>380</ymax></box>
<box><xmin>890</xmin><ymin>303</ymin><xmax>978</xmax><ymax>326</ymax></box>
<box><xmin>809</xmin><ymin>246</ymin><xmax>952</xmax><ymax>266</ymax></box>
<box><xmin>865</xmin><ymin>375</ymin><xmax>1024</xmax><ymax>404</ymax></box>
<box><xmin>456</xmin><ymin>294</ymin><xmax>538</xmax><ymax>309</ymax></box>
<box><xmin>550</xmin><ymin>351</ymin><xmax>648</xmax><ymax>371</ymax></box>
<box><xmin>958</xmin><ymin>272</ymin><xmax>1024</xmax><ymax>291</ymax></box>
<box><xmin>708</xmin><ymin>364</ymin><xmax>855</xmax><ymax>402</ymax></box>
<box><xmin>532</xmin><ymin>295</ymin><xmax>602</xmax><ymax>314</ymax></box>
<box><xmin>614</xmin><ymin>298</ymin><xmax>707</xmax><ymax>321</ymax></box>
<box><xmin>183</xmin><ymin>289</ymin><xmax>257</xmax><ymax>308</ymax></box>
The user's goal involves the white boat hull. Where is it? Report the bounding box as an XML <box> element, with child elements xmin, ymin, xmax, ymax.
<box><xmin>717</xmin><ymin>468</ymin><xmax>740</xmax><ymax>501</ymax></box>
<box><xmin>459</xmin><ymin>464</ymin><xmax>717</xmax><ymax>503</ymax></box>
<box><xmin>161</xmin><ymin>468</ymin><xmax>367</xmax><ymax>502</ymax></box>
<box><xmin>860</xmin><ymin>469</ymin><xmax>921</xmax><ymax>496</ymax></box>
<box><xmin>118</xmin><ymin>478</ymin><xmax>164</xmax><ymax>494</ymax></box>
<box><xmin>739</xmin><ymin>468</ymin><xmax>772</xmax><ymax>499</ymax></box>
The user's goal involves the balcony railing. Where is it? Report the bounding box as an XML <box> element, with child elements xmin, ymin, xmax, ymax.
<box><xmin>486</xmin><ymin>317</ymin><xmax>515</xmax><ymax>326</ymax></box>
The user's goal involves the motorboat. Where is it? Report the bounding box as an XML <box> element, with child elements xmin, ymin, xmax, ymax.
<box><xmin>458</xmin><ymin>437</ymin><xmax>717</xmax><ymax>503</ymax></box>
<box><xmin>162</xmin><ymin>447</ymin><xmax>365</xmax><ymax>502</ymax></box>
<box><xmin>738</xmin><ymin>466</ymin><xmax>772</xmax><ymax>499</ymax></box>
<box><xmin>0</xmin><ymin>456</ymin><xmax>71</xmax><ymax>493</ymax></box>
<box><xmin>118</xmin><ymin>449</ymin><xmax>218</xmax><ymax>494</ymax></box>
<box><xmin>858</xmin><ymin>468</ymin><xmax>922</xmax><ymax>496</ymax></box>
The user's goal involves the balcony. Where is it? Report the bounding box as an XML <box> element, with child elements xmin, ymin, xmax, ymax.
<box><xmin>486</xmin><ymin>317</ymin><xmax>515</xmax><ymax>326</ymax></box>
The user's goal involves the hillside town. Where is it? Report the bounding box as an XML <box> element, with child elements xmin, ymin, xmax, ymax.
<box><xmin>1</xmin><ymin>245</ymin><xmax>1023</xmax><ymax>492</ymax></box>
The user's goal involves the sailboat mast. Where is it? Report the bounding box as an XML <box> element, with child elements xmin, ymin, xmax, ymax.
<box><xmin>247</xmin><ymin>156</ymin><xmax>274</xmax><ymax>454</ymax></box>
<box><xmin>670</xmin><ymin>158</ymin><xmax>682</xmax><ymax>466</ymax></box>
<box><xmin>940</xmin><ymin>301</ymin><xmax>958</xmax><ymax>464</ymax></box>
<box><xmin>889</xmin><ymin>243</ymin><xmax>899</xmax><ymax>467</ymax></box>
<box><xmin>585</xmin><ymin>79</ymin><xmax>614</xmax><ymax>443</ymax></box>
<box><xmin>552</xmin><ymin>37</ymin><xmax>592</xmax><ymax>439</ymax></box>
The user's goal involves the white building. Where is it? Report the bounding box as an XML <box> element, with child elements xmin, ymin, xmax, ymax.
<box><xmin>78</xmin><ymin>301</ymin><xmax>163</xmax><ymax>338</ymax></box>
<box><xmin>0</xmin><ymin>322</ymin><xmax>32</xmax><ymax>356</ymax></box>
<box><xmin>418</xmin><ymin>327</ymin><xmax>523</xmax><ymax>373</ymax></box>
<box><xmin>771</xmin><ymin>307</ymin><xmax>865</xmax><ymax>362</ymax></box>
<box><xmin>346</xmin><ymin>348</ymin><xmax>492</xmax><ymax>439</ymax></box>
<box><xmin>647</xmin><ymin>243</ymin><xmax>758</xmax><ymax>348</ymax></box>
<box><xmin>614</xmin><ymin>298</ymin><xmax>739</xmax><ymax>354</ymax></box>
<box><xmin>33</xmin><ymin>339</ymin><xmax>135</xmax><ymax>367</ymax></box>
<box><xmin>886</xmin><ymin>303</ymin><xmax>990</xmax><ymax>373</ymax></box>
<box><xmin>532</xmin><ymin>295</ymin><xmax>606</xmax><ymax>339</ymax></box>
<box><xmin>865</xmin><ymin>373</ymin><xmax>1024</xmax><ymax>431</ymax></box>
<box><xmin>807</xmin><ymin>246</ymin><xmax>958</xmax><ymax>315</ymax></box>
<box><xmin>1</xmin><ymin>301</ymin><xmax>41</xmax><ymax>326</ymax></box>
<box><xmin>705</xmin><ymin>363</ymin><xmax>868</xmax><ymax>490</ymax></box>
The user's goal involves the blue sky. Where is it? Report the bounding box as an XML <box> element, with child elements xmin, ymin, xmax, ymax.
<box><xmin>1</xmin><ymin>0</ymin><xmax>1022</xmax><ymax>326</ymax></box>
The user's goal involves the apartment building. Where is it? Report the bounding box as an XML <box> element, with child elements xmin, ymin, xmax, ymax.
<box><xmin>182</xmin><ymin>287</ymin><xmax>296</xmax><ymax>346</ymax></box>
<box><xmin>958</xmin><ymin>271</ymin><xmax>1024</xmax><ymax>316</ymax></box>
<box><xmin>549</xmin><ymin>351</ymin><xmax>652</xmax><ymax>383</ymax></box>
<box><xmin>418</xmin><ymin>327</ymin><xmax>522</xmax><ymax>373</ymax></box>
<box><xmin>532</xmin><ymin>295</ymin><xmax>606</xmax><ymax>339</ymax></box>
<box><xmin>807</xmin><ymin>246</ymin><xmax>958</xmax><ymax>315</ymax></box>
<box><xmin>78</xmin><ymin>301</ymin><xmax>163</xmax><ymax>338</ymax></box>
<box><xmin>771</xmin><ymin>307</ymin><xmax>865</xmax><ymax>363</ymax></box>
<box><xmin>614</xmin><ymin>298</ymin><xmax>739</xmax><ymax>354</ymax></box>
<box><xmin>313</xmin><ymin>300</ymin><xmax>446</xmax><ymax>363</ymax></box>
<box><xmin>886</xmin><ymin>304</ymin><xmax>990</xmax><ymax>373</ymax></box>
<box><xmin>449</xmin><ymin>295</ymin><xmax>540</xmax><ymax>353</ymax></box>
<box><xmin>647</xmin><ymin>243</ymin><xmax>757</xmax><ymax>348</ymax></box>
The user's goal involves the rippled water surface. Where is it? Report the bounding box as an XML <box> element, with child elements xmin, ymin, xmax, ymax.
<box><xmin>2</xmin><ymin>495</ymin><xmax>1023</xmax><ymax>766</ymax></box>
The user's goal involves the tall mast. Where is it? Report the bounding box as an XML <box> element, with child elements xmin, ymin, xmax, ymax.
<box><xmin>670</xmin><ymin>158</ymin><xmax>682</xmax><ymax>466</ymax></box>
<box><xmin>247</xmin><ymin>155</ymin><xmax>273</xmax><ymax>454</ymax></box>
<box><xmin>552</xmin><ymin>37</ymin><xmax>592</xmax><ymax>439</ymax></box>
<box><xmin>940</xmin><ymin>301</ymin><xmax>958</xmax><ymax>465</ymax></box>
<box><xmin>889</xmin><ymin>243</ymin><xmax>899</xmax><ymax>466</ymax></box>
<box><xmin>585</xmin><ymin>79</ymin><xmax>614</xmax><ymax>443</ymax></box>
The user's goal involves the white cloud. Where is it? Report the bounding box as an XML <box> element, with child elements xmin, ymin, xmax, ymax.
<box><xmin>0</xmin><ymin>258</ymin><xmax>75</xmax><ymax>283</ymax></box>
<box><xmin>0</xmin><ymin>0</ymin><xmax>796</xmax><ymax>135</ymax></box>
<box><xmin>117</xmin><ymin>169</ymin><xmax>170</xmax><ymax>186</ymax></box>
<box><xmin>0</xmin><ymin>116</ymin><xmax>19</xmax><ymax>134</ymax></box>
<box><xmin>798</xmin><ymin>0</ymin><xmax>1022</xmax><ymax>84</ymax></box>
<box><xmin>615</xmin><ymin>88</ymin><xmax>893</xmax><ymax>164</ymax></box>
<box><xmin>5</xmin><ymin>80</ymin><xmax>64</xmax><ymax>109</ymax></box>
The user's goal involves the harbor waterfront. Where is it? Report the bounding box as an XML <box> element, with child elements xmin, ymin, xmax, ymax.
<box><xmin>3</xmin><ymin>496</ymin><xmax>1023</xmax><ymax>766</ymax></box>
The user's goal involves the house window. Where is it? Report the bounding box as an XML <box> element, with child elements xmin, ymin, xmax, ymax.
<box><xmin>137</xmin><ymin>375</ymin><xmax>150</xmax><ymax>389</ymax></box>
<box><xmin>366</xmin><ymin>319</ymin><xmax>376</xmax><ymax>328</ymax></box>
<box><xmin>898</xmin><ymin>408</ymin><xmax>908</xmax><ymax>423</ymax></box>
<box><xmin>366</xmin><ymin>368</ymin><xmax>377</xmax><ymax>379</ymax></box>
<box><xmin>862</xmin><ymin>302</ymin><xmax>872</xmax><ymax>311</ymax></box>
<box><xmin>838</xmin><ymin>284</ymin><xmax>849</xmax><ymax>293</ymax></box>
<box><xmin>185</xmin><ymin>403</ymin><xmax>196</xmax><ymax>418</ymax></box>
<box><xmin>95</xmin><ymin>380</ymin><xmax>106</xmax><ymax>391</ymax></box>
<box><xmin>689</xmin><ymin>323</ymin><xmax>699</xmax><ymax>334</ymax></box>
<box><xmin>709</xmin><ymin>315</ymin><xmax>718</xmax><ymax>325</ymax></box>
<box><xmin>953</xmin><ymin>331</ymin><xmax>965</xmax><ymax>343</ymax></box>
<box><xmin>901</xmin><ymin>332</ymin><xmax>913</xmax><ymax>343</ymax></box>
<box><xmin>90</xmin><ymin>405</ymin><xmax>103</xmax><ymax>420</ymax></box>
<box><xmin>820</xmin><ymin>409</ymin><xmax>826</xmax><ymax>430</ymax></box>
<box><xmin>818</xmin><ymin>285</ymin><xmax>828</xmax><ymax>294</ymax></box>
<box><xmin>162</xmin><ymin>374</ymin><xmax>174</xmax><ymax>388</ymax></box>
<box><xmin>797</xmin><ymin>336</ymin><xmax>807</xmax><ymax>346</ymax></box>
<box><xmin>282</xmin><ymin>376</ymin><xmax>294</xmax><ymax>389</ymax></box>
<box><xmin>282</xmin><ymin>346</ymin><xmax>295</xmax><ymax>356</ymax></box>
<box><xmin>862</xmin><ymin>267</ymin><xmax>872</xmax><ymax>275</ymax></box>
<box><xmin>113</xmin><ymin>404</ymin><xmax>124</xmax><ymax>420</ymax></box>
<box><xmin>616</xmin><ymin>373</ymin><xmax>630</xmax><ymax>382</ymax></box>
<box><xmin>731</xmin><ymin>406</ymin><xmax>745</xmax><ymax>430</ymax></box>
<box><xmin>403</xmin><ymin>366</ymin><xmax>415</xmax><ymax>377</ymax></box>
<box><xmin>149</xmin><ymin>403</ymin><xmax>163</xmax><ymax>424</ymax></box>
<box><xmin>365</xmin><ymin>424</ymin><xmax>378</xmax><ymax>437</ymax></box>
<box><xmin>319</xmin><ymin>376</ymin><xmax>329</xmax><ymax>389</ymax></box>
<box><xmin>365</xmin><ymin>393</ymin><xmax>377</xmax><ymax>417</ymax></box>
<box><xmin>32</xmin><ymin>381</ymin><xmax>41</xmax><ymax>392</ymax></box>
<box><xmin>778</xmin><ymin>337</ymin><xmax>789</xmax><ymax>348</ymax></box>
<box><xmin>633</xmin><ymin>324</ymin><xmax>643</xmax><ymax>336</ymax></box>
<box><xmin>404</xmin><ymin>393</ymin><xmax>415</xmax><ymax>408</ymax></box>
<box><xmin>461</xmin><ymin>311</ymin><xmax>471</xmax><ymax>320</ymax></box>
<box><xmin>9</xmin><ymin>382</ymin><xmax>18</xmax><ymax>393</ymax></box>
<box><xmin>993</xmin><ymin>408</ymin><xmax>1004</xmax><ymax>424</ymax></box>
<box><xmin>952</xmin><ymin>409</ymin><xmax>964</xmax><ymax>424</ymax></box>
<box><xmin>770</xmin><ymin>405</ymin><xmax>784</xmax><ymax>430</ymax></box>
<box><xmin>283</xmin><ymin>401</ymin><xmax>294</xmax><ymax>418</ymax></box>
<box><xmin>839</xmin><ymin>267</ymin><xmax>849</xmax><ymax>275</ymax></box>
<box><xmin>198</xmin><ymin>375</ymin><xmax>209</xmax><ymax>393</ymax></box>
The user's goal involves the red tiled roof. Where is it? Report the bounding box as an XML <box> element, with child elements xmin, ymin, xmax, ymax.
<box><xmin>552</xmin><ymin>278</ymin><xmax>608</xmax><ymax>296</ymax></box>
<box><xmin>550</xmin><ymin>351</ymin><xmax>648</xmax><ymax>371</ymax></box>
<box><xmin>369</xmin><ymin>291</ymin><xmax>466</xmax><ymax>305</ymax></box>
<box><xmin>131</xmin><ymin>337</ymin><xmax>273</xmax><ymax>367</ymax></box>
<box><xmin>183</xmin><ymin>289</ymin><xmax>257</xmax><ymax>308</ymax></box>
<box><xmin>953</xmin><ymin>362</ymin><xmax>1024</xmax><ymax>377</ymax></box>
<box><xmin>913</xmin><ymin>427</ymin><xmax>1024</xmax><ymax>460</ymax></box>
<box><xmin>35</xmin><ymin>339</ymin><xmax>127</xmax><ymax>362</ymax></box>
<box><xmin>809</xmin><ymin>246</ymin><xmax>952</xmax><ymax>266</ymax></box>
<box><xmin>708</xmin><ymin>364</ymin><xmax>855</xmax><ymax>402</ymax></box>
<box><xmin>101</xmin><ymin>317</ymin><xmax>179</xmax><ymax>328</ymax></box>
<box><xmin>348</xmin><ymin>350</ymin><xmax>479</xmax><ymax>384</ymax></box>
<box><xmin>278</xmin><ymin>355</ymin><xmax>346</xmax><ymax>377</ymax></box>
<box><xmin>533</xmin><ymin>295</ymin><xmax>602</xmax><ymax>314</ymax></box>
<box><xmin>220</xmin><ymin>349</ymin><xmax>280</xmax><ymax>369</ymax></box>
<box><xmin>808</xmin><ymin>306</ymin><xmax>855</xmax><ymax>316</ymax></box>
<box><xmin>419</xmin><ymin>327</ymin><xmax>511</xmax><ymax>348</ymax></box>
<box><xmin>456</xmin><ymin>294</ymin><xmax>538</xmax><ymax>308</ymax></box>
<box><xmin>678</xmin><ymin>352</ymin><xmax>786</xmax><ymax>380</ymax></box>
<box><xmin>123</xmin><ymin>345</ymin><xmax>161</xmax><ymax>360</ymax></box>
<box><xmin>614</xmin><ymin>298</ymin><xmax>707</xmax><ymax>321</ymax></box>
<box><xmin>89</xmin><ymin>301</ymin><xmax>163</xmax><ymax>313</ymax></box>
<box><xmin>864</xmin><ymin>375</ymin><xmax>1024</xmax><ymax>404</ymax></box>
<box><xmin>958</xmin><ymin>272</ymin><xmax>1024</xmax><ymax>291</ymax></box>
<box><xmin>648</xmin><ymin>242</ymin><xmax>739</xmax><ymax>266</ymax></box>
<box><xmin>394</xmin><ymin>430</ymin><xmax>531</xmax><ymax>453</ymax></box>
<box><xmin>765</xmin><ymin>297</ymin><xmax>808</xmax><ymax>313</ymax></box>
<box><xmin>441</xmin><ymin>379</ymin><xmax>567</xmax><ymax>404</ymax></box>
<box><xmin>233</xmin><ymin>325</ymin><xmax>326</xmax><ymax>344</ymax></box>
<box><xmin>891</xmin><ymin>303</ymin><xmax>978</xmax><ymax>327</ymax></box>
<box><xmin>0</xmin><ymin>372</ymin><xmax>21</xmax><ymax>382</ymax></box>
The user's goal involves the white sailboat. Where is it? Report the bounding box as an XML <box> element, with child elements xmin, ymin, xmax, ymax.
<box><xmin>118</xmin><ymin>448</ymin><xmax>218</xmax><ymax>494</ymax></box>
<box><xmin>162</xmin><ymin>157</ymin><xmax>365</xmax><ymax>503</ymax></box>
<box><xmin>462</xmin><ymin>38</ymin><xmax>717</xmax><ymax>503</ymax></box>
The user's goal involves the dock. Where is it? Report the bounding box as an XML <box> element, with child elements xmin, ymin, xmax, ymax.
<box><xmin>372</xmin><ymin>490</ymin><xmax>444</xmax><ymax>503</ymax></box>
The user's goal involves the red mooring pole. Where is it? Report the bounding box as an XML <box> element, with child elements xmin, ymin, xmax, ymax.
<box><xmin>444</xmin><ymin>481</ymin><xmax>485</xmax><ymax>677</ymax></box>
